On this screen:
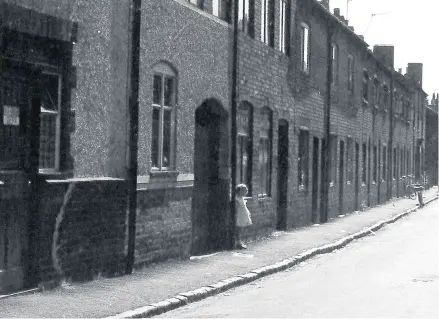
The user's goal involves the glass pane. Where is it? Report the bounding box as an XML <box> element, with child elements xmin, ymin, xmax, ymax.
<box><xmin>39</xmin><ymin>114</ymin><xmax>57</xmax><ymax>169</ymax></box>
<box><xmin>153</xmin><ymin>75</ymin><xmax>162</xmax><ymax>105</ymax></box>
<box><xmin>242</xmin><ymin>137</ymin><xmax>249</xmax><ymax>185</ymax></box>
<box><xmin>151</xmin><ymin>108</ymin><xmax>160</xmax><ymax>167</ymax></box>
<box><xmin>164</xmin><ymin>77</ymin><xmax>174</xmax><ymax>107</ymax></box>
<box><xmin>162</xmin><ymin>109</ymin><xmax>172</xmax><ymax>168</ymax></box>
<box><xmin>212</xmin><ymin>0</ymin><xmax>219</xmax><ymax>16</ymax></box>
<box><xmin>41</xmin><ymin>74</ymin><xmax>59</xmax><ymax>112</ymax></box>
<box><xmin>237</xmin><ymin>136</ymin><xmax>243</xmax><ymax>183</ymax></box>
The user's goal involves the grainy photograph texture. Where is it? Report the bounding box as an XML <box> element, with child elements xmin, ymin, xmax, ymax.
<box><xmin>0</xmin><ymin>0</ymin><xmax>437</xmax><ymax>318</ymax></box>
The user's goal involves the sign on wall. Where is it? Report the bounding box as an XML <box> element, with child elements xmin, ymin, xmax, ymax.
<box><xmin>3</xmin><ymin>105</ymin><xmax>20</xmax><ymax>126</ymax></box>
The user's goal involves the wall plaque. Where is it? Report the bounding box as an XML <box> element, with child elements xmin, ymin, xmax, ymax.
<box><xmin>3</xmin><ymin>105</ymin><xmax>20</xmax><ymax>126</ymax></box>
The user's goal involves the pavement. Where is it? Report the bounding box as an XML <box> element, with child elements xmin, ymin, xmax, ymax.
<box><xmin>0</xmin><ymin>187</ymin><xmax>437</xmax><ymax>318</ymax></box>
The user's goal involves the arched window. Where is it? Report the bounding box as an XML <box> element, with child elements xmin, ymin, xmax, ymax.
<box><xmin>237</xmin><ymin>102</ymin><xmax>253</xmax><ymax>194</ymax></box>
<box><xmin>259</xmin><ymin>107</ymin><xmax>272</xmax><ymax>196</ymax></box>
<box><xmin>152</xmin><ymin>62</ymin><xmax>177</xmax><ymax>170</ymax></box>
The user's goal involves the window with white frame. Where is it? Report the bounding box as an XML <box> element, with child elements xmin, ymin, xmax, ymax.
<box><xmin>39</xmin><ymin>72</ymin><xmax>61</xmax><ymax>171</ymax></box>
<box><xmin>259</xmin><ymin>107</ymin><xmax>272</xmax><ymax>196</ymax></box>
<box><xmin>279</xmin><ymin>0</ymin><xmax>288</xmax><ymax>53</ymax></box>
<box><xmin>362</xmin><ymin>71</ymin><xmax>369</xmax><ymax>102</ymax></box>
<box><xmin>238</xmin><ymin>0</ymin><xmax>254</xmax><ymax>37</ymax></box>
<box><xmin>347</xmin><ymin>54</ymin><xmax>354</xmax><ymax>93</ymax></box>
<box><xmin>237</xmin><ymin>102</ymin><xmax>253</xmax><ymax>194</ymax></box>
<box><xmin>298</xmin><ymin>130</ymin><xmax>309</xmax><ymax>189</ymax></box>
<box><xmin>331</xmin><ymin>44</ymin><xmax>338</xmax><ymax>84</ymax></box>
<box><xmin>261</xmin><ymin>0</ymin><xmax>274</xmax><ymax>47</ymax></box>
<box><xmin>152</xmin><ymin>63</ymin><xmax>177</xmax><ymax>171</ymax></box>
<box><xmin>300</xmin><ymin>23</ymin><xmax>310</xmax><ymax>73</ymax></box>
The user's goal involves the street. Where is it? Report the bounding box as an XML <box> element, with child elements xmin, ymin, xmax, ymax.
<box><xmin>159</xmin><ymin>202</ymin><xmax>439</xmax><ymax>318</ymax></box>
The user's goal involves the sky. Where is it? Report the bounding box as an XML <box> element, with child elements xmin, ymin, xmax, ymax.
<box><xmin>330</xmin><ymin>0</ymin><xmax>438</xmax><ymax>100</ymax></box>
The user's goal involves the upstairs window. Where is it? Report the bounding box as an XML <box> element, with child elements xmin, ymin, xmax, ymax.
<box><xmin>212</xmin><ymin>0</ymin><xmax>232</xmax><ymax>23</ymax></box>
<box><xmin>152</xmin><ymin>63</ymin><xmax>177</xmax><ymax>171</ymax></box>
<box><xmin>238</xmin><ymin>0</ymin><xmax>255</xmax><ymax>37</ymax></box>
<box><xmin>331</xmin><ymin>44</ymin><xmax>338</xmax><ymax>85</ymax></box>
<box><xmin>300</xmin><ymin>23</ymin><xmax>310</xmax><ymax>73</ymax></box>
<box><xmin>362</xmin><ymin>71</ymin><xmax>369</xmax><ymax>102</ymax></box>
<box><xmin>261</xmin><ymin>0</ymin><xmax>275</xmax><ymax>47</ymax></box>
<box><xmin>347</xmin><ymin>54</ymin><xmax>354</xmax><ymax>93</ymax></box>
<box><xmin>259</xmin><ymin>107</ymin><xmax>272</xmax><ymax>196</ymax></box>
<box><xmin>279</xmin><ymin>0</ymin><xmax>288</xmax><ymax>54</ymax></box>
<box><xmin>298</xmin><ymin>130</ymin><xmax>310</xmax><ymax>189</ymax></box>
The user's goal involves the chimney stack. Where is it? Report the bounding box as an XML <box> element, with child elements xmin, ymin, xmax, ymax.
<box><xmin>406</xmin><ymin>63</ymin><xmax>423</xmax><ymax>87</ymax></box>
<box><xmin>373</xmin><ymin>45</ymin><xmax>395</xmax><ymax>69</ymax></box>
<box><xmin>334</xmin><ymin>8</ymin><xmax>340</xmax><ymax>17</ymax></box>
<box><xmin>320</xmin><ymin>0</ymin><xmax>330</xmax><ymax>9</ymax></box>
<box><xmin>398</xmin><ymin>68</ymin><xmax>402</xmax><ymax>73</ymax></box>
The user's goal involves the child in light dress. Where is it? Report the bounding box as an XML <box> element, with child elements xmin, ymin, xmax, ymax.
<box><xmin>235</xmin><ymin>184</ymin><xmax>252</xmax><ymax>249</ymax></box>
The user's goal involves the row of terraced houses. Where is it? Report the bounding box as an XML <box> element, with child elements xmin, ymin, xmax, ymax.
<box><xmin>0</xmin><ymin>0</ymin><xmax>429</xmax><ymax>294</ymax></box>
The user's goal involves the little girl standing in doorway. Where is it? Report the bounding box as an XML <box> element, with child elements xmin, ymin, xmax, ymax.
<box><xmin>235</xmin><ymin>184</ymin><xmax>252</xmax><ymax>249</ymax></box>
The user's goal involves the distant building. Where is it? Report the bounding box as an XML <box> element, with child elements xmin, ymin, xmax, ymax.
<box><xmin>425</xmin><ymin>95</ymin><xmax>438</xmax><ymax>185</ymax></box>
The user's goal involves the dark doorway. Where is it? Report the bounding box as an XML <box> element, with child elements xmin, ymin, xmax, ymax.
<box><xmin>355</xmin><ymin>142</ymin><xmax>360</xmax><ymax>211</ymax></box>
<box><xmin>377</xmin><ymin>140</ymin><xmax>381</xmax><ymax>204</ymax></box>
<box><xmin>276</xmin><ymin>120</ymin><xmax>289</xmax><ymax>230</ymax></box>
<box><xmin>338</xmin><ymin>140</ymin><xmax>345</xmax><ymax>215</ymax></box>
<box><xmin>311</xmin><ymin>137</ymin><xmax>319</xmax><ymax>223</ymax></box>
<box><xmin>192</xmin><ymin>100</ymin><xmax>229</xmax><ymax>255</ymax></box>
<box><xmin>367</xmin><ymin>139</ymin><xmax>371</xmax><ymax>207</ymax></box>
<box><xmin>319</xmin><ymin>138</ymin><xmax>327</xmax><ymax>223</ymax></box>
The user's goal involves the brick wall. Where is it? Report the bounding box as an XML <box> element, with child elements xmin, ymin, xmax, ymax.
<box><xmin>135</xmin><ymin>186</ymin><xmax>192</xmax><ymax>266</ymax></box>
<box><xmin>38</xmin><ymin>179</ymin><xmax>127</xmax><ymax>283</ymax></box>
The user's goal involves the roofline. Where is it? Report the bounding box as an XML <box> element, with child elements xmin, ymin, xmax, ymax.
<box><xmin>311</xmin><ymin>0</ymin><xmax>426</xmax><ymax>95</ymax></box>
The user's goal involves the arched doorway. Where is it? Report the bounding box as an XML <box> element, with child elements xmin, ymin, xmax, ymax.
<box><xmin>191</xmin><ymin>99</ymin><xmax>229</xmax><ymax>255</ymax></box>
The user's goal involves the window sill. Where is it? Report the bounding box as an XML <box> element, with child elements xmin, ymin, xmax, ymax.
<box><xmin>346</xmin><ymin>181</ymin><xmax>351</xmax><ymax>185</ymax></box>
<box><xmin>329</xmin><ymin>182</ymin><xmax>334</xmax><ymax>188</ymax></box>
<box><xmin>257</xmin><ymin>194</ymin><xmax>271</xmax><ymax>200</ymax></box>
<box><xmin>361</xmin><ymin>182</ymin><xmax>366</xmax><ymax>187</ymax></box>
<box><xmin>149</xmin><ymin>170</ymin><xmax>179</xmax><ymax>178</ymax></box>
<box><xmin>372</xmin><ymin>181</ymin><xmax>376</xmax><ymax>185</ymax></box>
<box><xmin>298</xmin><ymin>184</ymin><xmax>308</xmax><ymax>192</ymax></box>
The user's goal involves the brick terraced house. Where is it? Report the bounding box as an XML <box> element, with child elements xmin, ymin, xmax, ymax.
<box><xmin>0</xmin><ymin>0</ymin><xmax>428</xmax><ymax>294</ymax></box>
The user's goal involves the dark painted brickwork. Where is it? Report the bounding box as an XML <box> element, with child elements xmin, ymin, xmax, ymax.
<box><xmin>38</xmin><ymin>180</ymin><xmax>127</xmax><ymax>283</ymax></box>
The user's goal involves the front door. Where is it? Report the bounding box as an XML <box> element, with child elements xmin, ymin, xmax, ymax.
<box><xmin>355</xmin><ymin>142</ymin><xmax>360</xmax><ymax>211</ymax></box>
<box><xmin>319</xmin><ymin>138</ymin><xmax>328</xmax><ymax>223</ymax></box>
<box><xmin>192</xmin><ymin>100</ymin><xmax>228</xmax><ymax>255</ymax></box>
<box><xmin>311</xmin><ymin>137</ymin><xmax>319</xmax><ymax>223</ymax></box>
<box><xmin>0</xmin><ymin>61</ymin><xmax>35</xmax><ymax>294</ymax></box>
<box><xmin>276</xmin><ymin>120</ymin><xmax>288</xmax><ymax>230</ymax></box>
<box><xmin>338</xmin><ymin>140</ymin><xmax>345</xmax><ymax>215</ymax></box>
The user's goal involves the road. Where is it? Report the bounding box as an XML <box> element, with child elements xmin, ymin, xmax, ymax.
<box><xmin>159</xmin><ymin>202</ymin><xmax>439</xmax><ymax>318</ymax></box>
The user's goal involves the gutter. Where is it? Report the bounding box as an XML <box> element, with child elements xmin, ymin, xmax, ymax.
<box><xmin>126</xmin><ymin>0</ymin><xmax>142</xmax><ymax>274</ymax></box>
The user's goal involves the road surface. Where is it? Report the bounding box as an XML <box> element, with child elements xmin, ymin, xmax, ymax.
<box><xmin>159</xmin><ymin>202</ymin><xmax>439</xmax><ymax>318</ymax></box>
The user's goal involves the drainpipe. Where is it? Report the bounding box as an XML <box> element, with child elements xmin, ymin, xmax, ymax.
<box><xmin>388</xmin><ymin>72</ymin><xmax>394</xmax><ymax>200</ymax></box>
<box><xmin>229</xmin><ymin>0</ymin><xmax>239</xmax><ymax>249</ymax></box>
<box><xmin>126</xmin><ymin>0</ymin><xmax>141</xmax><ymax>274</ymax></box>
<box><xmin>321</xmin><ymin>19</ymin><xmax>333</xmax><ymax>223</ymax></box>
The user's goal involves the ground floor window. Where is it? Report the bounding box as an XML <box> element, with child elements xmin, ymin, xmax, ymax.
<box><xmin>298</xmin><ymin>130</ymin><xmax>309</xmax><ymax>189</ymax></box>
<box><xmin>362</xmin><ymin>143</ymin><xmax>367</xmax><ymax>184</ymax></box>
<box><xmin>373</xmin><ymin>145</ymin><xmax>377</xmax><ymax>183</ymax></box>
<box><xmin>259</xmin><ymin>107</ymin><xmax>272</xmax><ymax>196</ymax></box>
<box><xmin>382</xmin><ymin>145</ymin><xmax>387</xmax><ymax>181</ymax></box>
<box><xmin>237</xmin><ymin>102</ymin><xmax>253</xmax><ymax>193</ymax></box>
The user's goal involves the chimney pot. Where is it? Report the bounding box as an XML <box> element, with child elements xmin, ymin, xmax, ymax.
<box><xmin>334</xmin><ymin>8</ymin><xmax>340</xmax><ymax>17</ymax></box>
<box><xmin>398</xmin><ymin>68</ymin><xmax>402</xmax><ymax>73</ymax></box>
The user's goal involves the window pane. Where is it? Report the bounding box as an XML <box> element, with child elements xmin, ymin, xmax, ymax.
<box><xmin>39</xmin><ymin>114</ymin><xmax>57</xmax><ymax>169</ymax></box>
<box><xmin>242</xmin><ymin>137</ymin><xmax>249</xmax><ymax>186</ymax></box>
<box><xmin>212</xmin><ymin>0</ymin><xmax>219</xmax><ymax>16</ymax></box>
<box><xmin>162</xmin><ymin>109</ymin><xmax>172</xmax><ymax>168</ymax></box>
<box><xmin>302</xmin><ymin>26</ymin><xmax>309</xmax><ymax>72</ymax></box>
<box><xmin>153</xmin><ymin>75</ymin><xmax>162</xmax><ymax>105</ymax></box>
<box><xmin>261</xmin><ymin>0</ymin><xmax>266</xmax><ymax>42</ymax></box>
<box><xmin>237</xmin><ymin>136</ymin><xmax>243</xmax><ymax>182</ymax></box>
<box><xmin>164</xmin><ymin>77</ymin><xmax>174</xmax><ymax>107</ymax></box>
<box><xmin>362</xmin><ymin>143</ymin><xmax>367</xmax><ymax>183</ymax></box>
<box><xmin>39</xmin><ymin>73</ymin><xmax>60</xmax><ymax>169</ymax></box>
<box><xmin>151</xmin><ymin>108</ymin><xmax>160</xmax><ymax>167</ymax></box>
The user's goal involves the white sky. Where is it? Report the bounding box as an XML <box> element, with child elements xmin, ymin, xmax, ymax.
<box><xmin>330</xmin><ymin>0</ymin><xmax>438</xmax><ymax>99</ymax></box>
